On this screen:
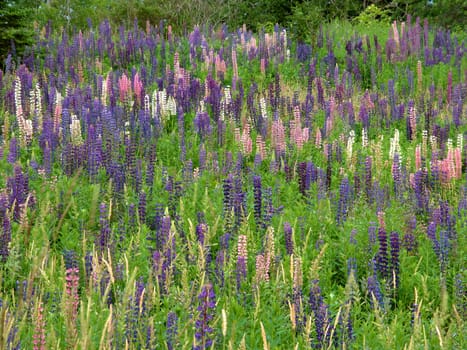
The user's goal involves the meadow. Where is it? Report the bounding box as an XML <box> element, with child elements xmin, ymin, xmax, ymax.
<box><xmin>0</xmin><ymin>16</ymin><xmax>466</xmax><ymax>349</ymax></box>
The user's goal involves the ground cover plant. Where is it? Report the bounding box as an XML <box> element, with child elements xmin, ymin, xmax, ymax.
<box><xmin>0</xmin><ymin>15</ymin><xmax>466</xmax><ymax>349</ymax></box>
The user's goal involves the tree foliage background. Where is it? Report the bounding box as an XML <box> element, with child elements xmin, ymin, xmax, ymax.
<box><xmin>1</xmin><ymin>0</ymin><xmax>466</xmax><ymax>62</ymax></box>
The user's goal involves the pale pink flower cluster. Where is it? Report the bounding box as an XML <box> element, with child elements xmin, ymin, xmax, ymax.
<box><xmin>256</xmin><ymin>134</ymin><xmax>267</xmax><ymax>160</ymax></box>
<box><xmin>237</xmin><ymin>235</ymin><xmax>248</xmax><ymax>261</ymax></box>
<box><xmin>290</xmin><ymin>106</ymin><xmax>309</xmax><ymax>150</ymax></box>
<box><xmin>53</xmin><ymin>92</ymin><xmax>62</xmax><ymax>136</ymax></box>
<box><xmin>434</xmin><ymin>147</ymin><xmax>462</xmax><ymax>184</ymax></box>
<box><xmin>271</xmin><ymin>118</ymin><xmax>286</xmax><ymax>153</ymax></box>
<box><xmin>215</xmin><ymin>54</ymin><xmax>226</xmax><ymax>78</ymax></box>
<box><xmin>255</xmin><ymin>253</ymin><xmax>270</xmax><ymax>283</ymax></box>
<box><xmin>408</xmin><ymin>105</ymin><xmax>416</xmax><ymax>140</ymax></box>
<box><xmin>240</xmin><ymin>123</ymin><xmax>252</xmax><ymax>155</ymax></box>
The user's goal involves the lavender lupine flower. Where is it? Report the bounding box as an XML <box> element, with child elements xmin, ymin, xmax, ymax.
<box><xmin>390</xmin><ymin>231</ymin><xmax>400</xmax><ymax>290</ymax></box>
<box><xmin>194</xmin><ymin>284</ymin><xmax>216</xmax><ymax>350</ymax></box>
<box><xmin>166</xmin><ymin>312</ymin><xmax>178</xmax><ymax>350</ymax></box>
<box><xmin>284</xmin><ymin>222</ymin><xmax>293</xmax><ymax>255</ymax></box>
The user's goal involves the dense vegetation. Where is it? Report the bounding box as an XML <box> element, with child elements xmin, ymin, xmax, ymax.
<box><xmin>0</xmin><ymin>4</ymin><xmax>466</xmax><ymax>350</ymax></box>
<box><xmin>1</xmin><ymin>0</ymin><xmax>467</xmax><ymax>60</ymax></box>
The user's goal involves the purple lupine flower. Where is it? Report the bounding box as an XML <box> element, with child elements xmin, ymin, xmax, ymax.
<box><xmin>284</xmin><ymin>222</ymin><xmax>293</xmax><ymax>255</ymax></box>
<box><xmin>309</xmin><ymin>279</ymin><xmax>331</xmax><ymax>348</ymax></box>
<box><xmin>402</xmin><ymin>232</ymin><xmax>418</xmax><ymax>253</ymax></box>
<box><xmin>390</xmin><ymin>231</ymin><xmax>400</xmax><ymax>289</ymax></box>
<box><xmin>99</xmin><ymin>203</ymin><xmax>111</xmax><ymax>254</ymax></box>
<box><xmin>8</xmin><ymin>165</ymin><xmax>34</xmax><ymax>222</ymax></box>
<box><xmin>253</xmin><ymin>175</ymin><xmax>262</xmax><ymax>229</ymax></box>
<box><xmin>0</xmin><ymin>216</ymin><xmax>11</xmax><ymax>261</ymax></box>
<box><xmin>376</xmin><ymin>227</ymin><xmax>389</xmax><ymax>280</ymax></box>
<box><xmin>365</xmin><ymin>157</ymin><xmax>372</xmax><ymax>203</ymax></box>
<box><xmin>350</xmin><ymin>229</ymin><xmax>357</xmax><ymax>245</ymax></box>
<box><xmin>138</xmin><ymin>191</ymin><xmax>146</xmax><ymax>225</ymax></box>
<box><xmin>194</xmin><ymin>284</ymin><xmax>216</xmax><ymax>350</ymax></box>
<box><xmin>337</xmin><ymin>177</ymin><xmax>350</xmax><ymax>225</ymax></box>
<box><xmin>194</xmin><ymin>111</ymin><xmax>211</xmax><ymax>140</ymax></box>
<box><xmin>7</xmin><ymin>137</ymin><xmax>18</xmax><ymax>164</ymax></box>
<box><xmin>367</xmin><ymin>274</ymin><xmax>384</xmax><ymax>310</ymax></box>
<box><xmin>196</xmin><ymin>223</ymin><xmax>207</xmax><ymax>246</ymax></box>
<box><xmin>438</xmin><ymin>230</ymin><xmax>450</xmax><ymax>274</ymax></box>
<box><xmin>166</xmin><ymin>312</ymin><xmax>178</xmax><ymax>350</ymax></box>
<box><xmin>215</xmin><ymin>249</ymin><xmax>226</xmax><ymax>287</ymax></box>
<box><xmin>426</xmin><ymin>221</ymin><xmax>440</xmax><ymax>258</ymax></box>
<box><xmin>454</xmin><ymin>274</ymin><xmax>466</xmax><ymax>320</ymax></box>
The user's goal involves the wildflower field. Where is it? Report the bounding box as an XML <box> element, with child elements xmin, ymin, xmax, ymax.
<box><xmin>0</xmin><ymin>16</ymin><xmax>466</xmax><ymax>349</ymax></box>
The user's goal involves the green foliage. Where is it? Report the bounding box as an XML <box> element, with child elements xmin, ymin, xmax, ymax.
<box><xmin>353</xmin><ymin>4</ymin><xmax>390</xmax><ymax>26</ymax></box>
<box><xmin>0</xmin><ymin>1</ymin><xmax>35</xmax><ymax>61</ymax></box>
<box><xmin>287</xmin><ymin>1</ymin><xmax>324</xmax><ymax>43</ymax></box>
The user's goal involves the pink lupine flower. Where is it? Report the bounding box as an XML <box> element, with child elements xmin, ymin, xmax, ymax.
<box><xmin>33</xmin><ymin>301</ymin><xmax>46</xmax><ymax>350</ymax></box>
<box><xmin>272</xmin><ymin>118</ymin><xmax>286</xmax><ymax>153</ymax></box>
<box><xmin>118</xmin><ymin>73</ymin><xmax>131</xmax><ymax>102</ymax></box>
<box><xmin>133</xmin><ymin>72</ymin><xmax>143</xmax><ymax>104</ymax></box>
<box><xmin>66</xmin><ymin>267</ymin><xmax>80</xmax><ymax>322</ymax></box>
<box><xmin>241</xmin><ymin>123</ymin><xmax>252</xmax><ymax>155</ymax></box>
<box><xmin>256</xmin><ymin>135</ymin><xmax>267</xmax><ymax>160</ymax></box>
<box><xmin>377</xmin><ymin>211</ymin><xmax>385</xmax><ymax>230</ymax></box>
<box><xmin>454</xmin><ymin>147</ymin><xmax>462</xmax><ymax>179</ymax></box>
<box><xmin>415</xmin><ymin>145</ymin><xmax>422</xmax><ymax>170</ymax></box>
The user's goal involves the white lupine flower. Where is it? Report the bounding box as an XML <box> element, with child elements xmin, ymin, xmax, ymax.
<box><xmin>389</xmin><ymin>129</ymin><xmax>401</xmax><ymax>161</ymax></box>
<box><xmin>361</xmin><ymin>128</ymin><xmax>368</xmax><ymax>148</ymax></box>
<box><xmin>347</xmin><ymin>130</ymin><xmax>355</xmax><ymax>161</ymax></box>
<box><xmin>260</xmin><ymin>97</ymin><xmax>268</xmax><ymax>120</ymax></box>
<box><xmin>447</xmin><ymin>138</ymin><xmax>453</xmax><ymax>152</ymax></box>
<box><xmin>144</xmin><ymin>94</ymin><xmax>150</xmax><ymax>113</ymax></box>
<box><xmin>430</xmin><ymin>135</ymin><xmax>437</xmax><ymax>151</ymax></box>
<box><xmin>457</xmin><ymin>133</ymin><xmax>463</xmax><ymax>150</ymax></box>
<box><xmin>152</xmin><ymin>89</ymin><xmax>177</xmax><ymax>123</ymax></box>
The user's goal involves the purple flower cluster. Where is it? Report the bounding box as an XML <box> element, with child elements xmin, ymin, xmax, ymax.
<box><xmin>194</xmin><ymin>284</ymin><xmax>216</xmax><ymax>349</ymax></box>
